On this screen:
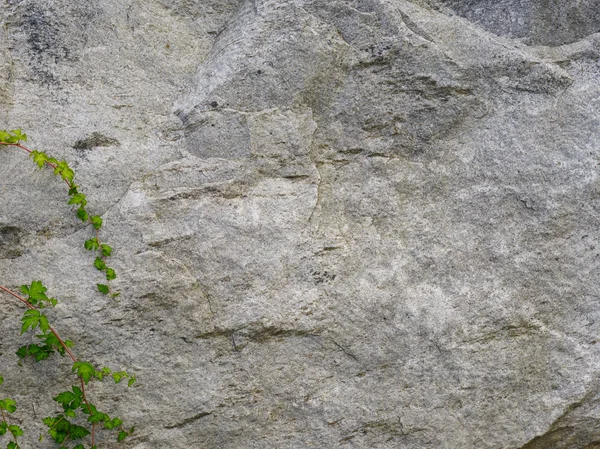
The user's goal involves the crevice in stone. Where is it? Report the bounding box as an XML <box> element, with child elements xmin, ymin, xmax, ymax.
<box><xmin>329</xmin><ymin>338</ymin><xmax>358</xmax><ymax>362</ymax></box>
<box><xmin>517</xmin><ymin>383</ymin><xmax>600</xmax><ymax>449</ymax></box>
<box><xmin>195</xmin><ymin>323</ymin><xmax>320</xmax><ymax>345</ymax></box>
<box><xmin>164</xmin><ymin>411</ymin><xmax>212</xmax><ymax>429</ymax></box>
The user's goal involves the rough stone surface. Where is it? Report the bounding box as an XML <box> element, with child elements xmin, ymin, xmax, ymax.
<box><xmin>1</xmin><ymin>0</ymin><xmax>600</xmax><ymax>448</ymax></box>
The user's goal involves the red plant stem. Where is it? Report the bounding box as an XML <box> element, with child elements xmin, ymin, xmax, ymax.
<box><xmin>0</xmin><ymin>409</ymin><xmax>19</xmax><ymax>447</ymax></box>
<box><xmin>0</xmin><ymin>142</ymin><xmax>72</xmax><ymax>188</ymax></box>
<box><xmin>1</xmin><ymin>140</ymin><xmax>114</xmax><ymax>293</ymax></box>
<box><xmin>0</xmin><ymin>284</ymin><xmax>96</xmax><ymax>446</ymax></box>
<box><xmin>0</xmin><ymin>138</ymin><xmax>113</xmax><ymax>443</ymax></box>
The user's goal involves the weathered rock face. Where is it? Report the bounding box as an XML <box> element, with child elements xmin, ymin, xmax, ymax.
<box><xmin>1</xmin><ymin>0</ymin><xmax>600</xmax><ymax>448</ymax></box>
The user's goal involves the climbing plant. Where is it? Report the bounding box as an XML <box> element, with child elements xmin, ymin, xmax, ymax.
<box><xmin>0</xmin><ymin>130</ymin><xmax>134</xmax><ymax>449</ymax></box>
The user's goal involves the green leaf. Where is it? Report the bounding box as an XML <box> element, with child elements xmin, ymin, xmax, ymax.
<box><xmin>128</xmin><ymin>374</ymin><xmax>137</xmax><ymax>387</ymax></box>
<box><xmin>68</xmin><ymin>184</ymin><xmax>79</xmax><ymax>195</ymax></box>
<box><xmin>10</xmin><ymin>129</ymin><xmax>27</xmax><ymax>142</ymax></box>
<box><xmin>30</xmin><ymin>150</ymin><xmax>48</xmax><ymax>168</ymax></box>
<box><xmin>94</xmin><ymin>257</ymin><xmax>107</xmax><ymax>271</ymax></box>
<box><xmin>54</xmin><ymin>160</ymin><xmax>75</xmax><ymax>183</ymax></box>
<box><xmin>111</xmin><ymin>292</ymin><xmax>121</xmax><ymax>299</ymax></box>
<box><xmin>20</xmin><ymin>280</ymin><xmax>46</xmax><ymax>297</ymax></box>
<box><xmin>54</xmin><ymin>386</ymin><xmax>83</xmax><ymax>413</ymax></box>
<box><xmin>19</xmin><ymin>280</ymin><xmax>55</xmax><ymax>307</ymax></box>
<box><xmin>39</xmin><ymin>314</ymin><xmax>50</xmax><ymax>333</ymax></box>
<box><xmin>8</xmin><ymin>424</ymin><xmax>23</xmax><ymax>437</ymax></box>
<box><xmin>16</xmin><ymin>343</ymin><xmax>53</xmax><ymax>362</ymax></box>
<box><xmin>90</xmin><ymin>215</ymin><xmax>102</xmax><ymax>229</ymax></box>
<box><xmin>72</xmin><ymin>361</ymin><xmax>96</xmax><ymax>384</ymax></box>
<box><xmin>0</xmin><ymin>375</ymin><xmax>3</xmax><ymax>385</ymax></box>
<box><xmin>104</xmin><ymin>417</ymin><xmax>123</xmax><ymax>430</ymax></box>
<box><xmin>69</xmin><ymin>424</ymin><xmax>89</xmax><ymax>439</ymax></box>
<box><xmin>100</xmin><ymin>244</ymin><xmax>112</xmax><ymax>257</ymax></box>
<box><xmin>88</xmin><ymin>411</ymin><xmax>109</xmax><ymax>424</ymax></box>
<box><xmin>20</xmin><ymin>309</ymin><xmax>49</xmax><ymax>334</ymax></box>
<box><xmin>118</xmin><ymin>430</ymin><xmax>128</xmax><ymax>442</ymax></box>
<box><xmin>105</xmin><ymin>268</ymin><xmax>116</xmax><ymax>281</ymax></box>
<box><xmin>97</xmin><ymin>284</ymin><xmax>109</xmax><ymax>294</ymax></box>
<box><xmin>0</xmin><ymin>130</ymin><xmax>11</xmax><ymax>143</ymax></box>
<box><xmin>7</xmin><ymin>441</ymin><xmax>17</xmax><ymax>449</ymax></box>
<box><xmin>0</xmin><ymin>398</ymin><xmax>17</xmax><ymax>413</ymax></box>
<box><xmin>68</xmin><ymin>193</ymin><xmax>87</xmax><ymax>207</ymax></box>
<box><xmin>76</xmin><ymin>207</ymin><xmax>88</xmax><ymax>222</ymax></box>
<box><xmin>84</xmin><ymin>238</ymin><xmax>99</xmax><ymax>251</ymax></box>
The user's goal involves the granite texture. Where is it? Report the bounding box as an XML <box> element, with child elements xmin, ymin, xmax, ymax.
<box><xmin>1</xmin><ymin>0</ymin><xmax>600</xmax><ymax>448</ymax></box>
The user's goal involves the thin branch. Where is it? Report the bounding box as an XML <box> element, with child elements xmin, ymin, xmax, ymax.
<box><xmin>0</xmin><ymin>284</ymin><xmax>97</xmax><ymax>446</ymax></box>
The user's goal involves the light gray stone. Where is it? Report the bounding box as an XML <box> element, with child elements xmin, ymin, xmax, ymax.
<box><xmin>1</xmin><ymin>0</ymin><xmax>600</xmax><ymax>448</ymax></box>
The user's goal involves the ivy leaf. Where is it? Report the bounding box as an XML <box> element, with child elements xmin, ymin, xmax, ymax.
<box><xmin>72</xmin><ymin>361</ymin><xmax>96</xmax><ymax>384</ymax></box>
<box><xmin>16</xmin><ymin>343</ymin><xmax>53</xmax><ymax>362</ymax></box>
<box><xmin>68</xmin><ymin>193</ymin><xmax>87</xmax><ymax>208</ymax></box>
<box><xmin>68</xmin><ymin>184</ymin><xmax>79</xmax><ymax>196</ymax></box>
<box><xmin>20</xmin><ymin>280</ymin><xmax>56</xmax><ymax>307</ymax></box>
<box><xmin>76</xmin><ymin>207</ymin><xmax>88</xmax><ymax>222</ymax></box>
<box><xmin>0</xmin><ymin>130</ymin><xmax>12</xmax><ymax>143</ymax></box>
<box><xmin>30</xmin><ymin>150</ymin><xmax>48</xmax><ymax>168</ymax></box>
<box><xmin>54</xmin><ymin>160</ymin><xmax>75</xmax><ymax>183</ymax></box>
<box><xmin>0</xmin><ymin>398</ymin><xmax>17</xmax><ymax>413</ymax></box>
<box><xmin>104</xmin><ymin>417</ymin><xmax>123</xmax><ymax>430</ymax></box>
<box><xmin>84</xmin><ymin>238</ymin><xmax>99</xmax><ymax>251</ymax></box>
<box><xmin>112</xmin><ymin>372</ymin><xmax>125</xmax><ymax>384</ymax></box>
<box><xmin>100</xmin><ymin>244</ymin><xmax>112</xmax><ymax>257</ymax></box>
<box><xmin>8</xmin><ymin>424</ymin><xmax>23</xmax><ymax>437</ymax></box>
<box><xmin>10</xmin><ymin>129</ymin><xmax>27</xmax><ymax>142</ymax></box>
<box><xmin>54</xmin><ymin>386</ymin><xmax>82</xmax><ymax>412</ymax></box>
<box><xmin>20</xmin><ymin>310</ymin><xmax>49</xmax><ymax>334</ymax></box>
<box><xmin>39</xmin><ymin>332</ymin><xmax>71</xmax><ymax>356</ymax></box>
<box><xmin>128</xmin><ymin>374</ymin><xmax>137</xmax><ymax>387</ymax></box>
<box><xmin>0</xmin><ymin>375</ymin><xmax>3</xmax><ymax>385</ymax></box>
<box><xmin>105</xmin><ymin>268</ymin><xmax>117</xmax><ymax>281</ymax></box>
<box><xmin>118</xmin><ymin>430</ymin><xmax>128</xmax><ymax>442</ymax></box>
<box><xmin>88</xmin><ymin>411</ymin><xmax>109</xmax><ymax>424</ymax></box>
<box><xmin>20</xmin><ymin>280</ymin><xmax>46</xmax><ymax>297</ymax></box>
<box><xmin>90</xmin><ymin>215</ymin><xmax>102</xmax><ymax>229</ymax></box>
<box><xmin>94</xmin><ymin>257</ymin><xmax>107</xmax><ymax>271</ymax></box>
<box><xmin>69</xmin><ymin>424</ymin><xmax>90</xmax><ymax>439</ymax></box>
<box><xmin>97</xmin><ymin>284</ymin><xmax>109</xmax><ymax>294</ymax></box>
<box><xmin>7</xmin><ymin>441</ymin><xmax>18</xmax><ymax>449</ymax></box>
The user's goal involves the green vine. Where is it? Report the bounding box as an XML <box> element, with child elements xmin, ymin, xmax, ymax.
<box><xmin>0</xmin><ymin>130</ymin><xmax>135</xmax><ymax>449</ymax></box>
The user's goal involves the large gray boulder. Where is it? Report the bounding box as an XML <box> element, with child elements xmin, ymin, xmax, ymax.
<box><xmin>1</xmin><ymin>0</ymin><xmax>600</xmax><ymax>447</ymax></box>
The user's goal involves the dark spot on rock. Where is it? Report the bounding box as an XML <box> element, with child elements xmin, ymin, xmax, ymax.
<box><xmin>210</xmin><ymin>101</ymin><xmax>219</xmax><ymax>108</ymax></box>
<box><xmin>73</xmin><ymin>132</ymin><xmax>120</xmax><ymax>150</ymax></box>
<box><xmin>257</xmin><ymin>70</ymin><xmax>262</xmax><ymax>74</ymax></box>
<box><xmin>312</xmin><ymin>270</ymin><xmax>336</xmax><ymax>285</ymax></box>
<box><xmin>0</xmin><ymin>226</ymin><xmax>23</xmax><ymax>259</ymax></box>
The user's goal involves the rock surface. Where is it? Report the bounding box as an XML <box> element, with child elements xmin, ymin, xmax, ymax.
<box><xmin>1</xmin><ymin>0</ymin><xmax>600</xmax><ymax>448</ymax></box>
